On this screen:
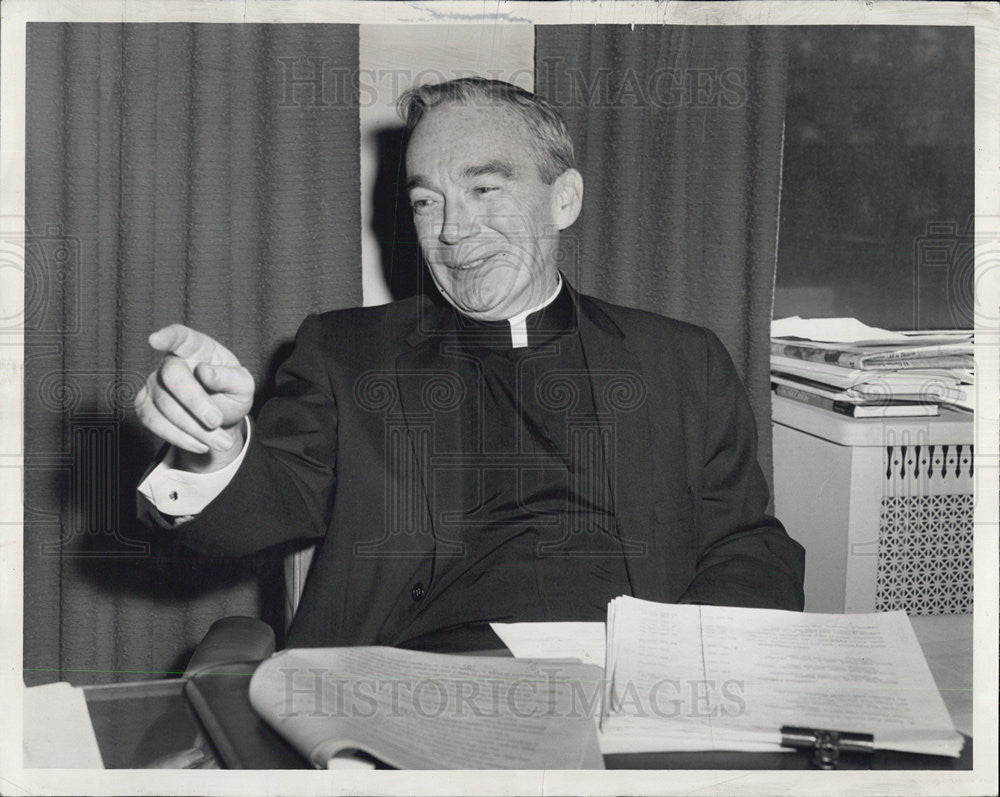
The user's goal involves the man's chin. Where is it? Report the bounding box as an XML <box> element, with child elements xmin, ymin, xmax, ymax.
<box><xmin>440</xmin><ymin>264</ymin><xmax>525</xmax><ymax>319</ymax></box>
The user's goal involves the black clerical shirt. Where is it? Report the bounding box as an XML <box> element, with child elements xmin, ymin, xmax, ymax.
<box><xmin>397</xmin><ymin>282</ymin><xmax>633</xmax><ymax>651</ymax></box>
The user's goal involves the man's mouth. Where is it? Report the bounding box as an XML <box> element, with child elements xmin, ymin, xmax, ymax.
<box><xmin>450</xmin><ymin>252</ymin><xmax>502</xmax><ymax>271</ymax></box>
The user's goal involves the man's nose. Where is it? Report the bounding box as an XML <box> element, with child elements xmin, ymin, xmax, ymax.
<box><xmin>438</xmin><ymin>202</ymin><xmax>477</xmax><ymax>245</ymax></box>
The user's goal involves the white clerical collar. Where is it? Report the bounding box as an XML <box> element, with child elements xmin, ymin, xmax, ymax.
<box><xmin>506</xmin><ymin>274</ymin><xmax>563</xmax><ymax>349</ymax></box>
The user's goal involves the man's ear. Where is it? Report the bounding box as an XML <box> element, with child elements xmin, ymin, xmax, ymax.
<box><xmin>551</xmin><ymin>168</ymin><xmax>583</xmax><ymax>230</ymax></box>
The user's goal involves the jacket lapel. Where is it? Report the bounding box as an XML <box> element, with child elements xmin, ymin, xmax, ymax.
<box><xmin>392</xmin><ymin>306</ymin><xmax>466</xmax><ymax>558</ymax></box>
<box><xmin>572</xmin><ymin>290</ymin><xmax>655</xmax><ymax>592</ymax></box>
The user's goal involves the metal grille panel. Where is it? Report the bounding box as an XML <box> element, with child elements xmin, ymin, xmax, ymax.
<box><xmin>876</xmin><ymin>494</ymin><xmax>974</xmax><ymax>614</ymax></box>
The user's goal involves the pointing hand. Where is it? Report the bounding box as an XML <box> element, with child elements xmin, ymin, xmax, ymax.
<box><xmin>134</xmin><ymin>324</ymin><xmax>255</xmax><ymax>469</ymax></box>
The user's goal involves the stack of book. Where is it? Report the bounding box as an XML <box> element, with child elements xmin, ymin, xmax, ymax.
<box><xmin>770</xmin><ymin>317</ymin><xmax>974</xmax><ymax>418</ymax></box>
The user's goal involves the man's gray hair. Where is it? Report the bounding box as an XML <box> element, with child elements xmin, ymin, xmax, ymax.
<box><xmin>397</xmin><ymin>77</ymin><xmax>575</xmax><ymax>184</ymax></box>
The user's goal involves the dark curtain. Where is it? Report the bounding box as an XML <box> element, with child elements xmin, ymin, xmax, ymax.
<box><xmin>24</xmin><ymin>23</ymin><xmax>361</xmax><ymax>685</ymax></box>
<box><xmin>535</xmin><ymin>26</ymin><xmax>787</xmax><ymax>483</ymax></box>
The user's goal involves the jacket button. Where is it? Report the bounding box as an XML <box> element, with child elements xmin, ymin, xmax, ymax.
<box><xmin>411</xmin><ymin>582</ymin><xmax>425</xmax><ymax>601</ymax></box>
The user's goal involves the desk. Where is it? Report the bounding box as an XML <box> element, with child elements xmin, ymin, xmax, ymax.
<box><xmin>82</xmin><ymin>614</ymin><xmax>973</xmax><ymax>770</ymax></box>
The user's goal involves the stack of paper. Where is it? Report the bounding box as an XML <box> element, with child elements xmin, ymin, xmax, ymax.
<box><xmin>599</xmin><ymin>597</ymin><xmax>964</xmax><ymax>757</ymax></box>
<box><xmin>23</xmin><ymin>682</ymin><xmax>105</xmax><ymax>768</ymax></box>
<box><xmin>771</xmin><ymin>317</ymin><xmax>973</xmax><ymax>414</ymax></box>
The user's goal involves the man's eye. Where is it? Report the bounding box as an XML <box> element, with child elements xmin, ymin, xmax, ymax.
<box><xmin>473</xmin><ymin>186</ymin><xmax>500</xmax><ymax>196</ymax></box>
<box><xmin>410</xmin><ymin>198</ymin><xmax>436</xmax><ymax>213</ymax></box>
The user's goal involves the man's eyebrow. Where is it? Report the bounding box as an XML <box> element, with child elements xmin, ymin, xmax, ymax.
<box><xmin>462</xmin><ymin>160</ymin><xmax>516</xmax><ymax>180</ymax></box>
<box><xmin>406</xmin><ymin>160</ymin><xmax>517</xmax><ymax>192</ymax></box>
<box><xmin>406</xmin><ymin>175</ymin><xmax>429</xmax><ymax>191</ymax></box>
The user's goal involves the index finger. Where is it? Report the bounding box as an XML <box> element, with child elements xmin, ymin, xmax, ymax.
<box><xmin>148</xmin><ymin>324</ymin><xmax>239</xmax><ymax>366</ymax></box>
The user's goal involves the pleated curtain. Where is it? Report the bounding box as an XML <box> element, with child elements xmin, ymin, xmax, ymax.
<box><xmin>535</xmin><ymin>26</ymin><xmax>788</xmax><ymax>481</ymax></box>
<box><xmin>24</xmin><ymin>23</ymin><xmax>361</xmax><ymax>685</ymax></box>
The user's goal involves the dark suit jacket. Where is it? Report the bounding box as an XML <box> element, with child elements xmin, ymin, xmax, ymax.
<box><xmin>173</xmin><ymin>285</ymin><xmax>805</xmax><ymax>647</ymax></box>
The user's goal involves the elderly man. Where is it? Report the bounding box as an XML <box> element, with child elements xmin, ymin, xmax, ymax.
<box><xmin>136</xmin><ymin>78</ymin><xmax>804</xmax><ymax>651</ymax></box>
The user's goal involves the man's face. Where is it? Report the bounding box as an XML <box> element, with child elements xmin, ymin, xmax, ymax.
<box><xmin>406</xmin><ymin>102</ymin><xmax>570</xmax><ymax>321</ymax></box>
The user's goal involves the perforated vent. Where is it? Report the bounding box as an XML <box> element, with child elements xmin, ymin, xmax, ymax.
<box><xmin>876</xmin><ymin>494</ymin><xmax>974</xmax><ymax>614</ymax></box>
<box><xmin>884</xmin><ymin>444</ymin><xmax>974</xmax><ymax>497</ymax></box>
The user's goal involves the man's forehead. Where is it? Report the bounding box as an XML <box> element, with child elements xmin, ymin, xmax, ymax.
<box><xmin>409</xmin><ymin>102</ymin><xmax>533</xmax><ymax>150</ymax></box>
<box><xmin>406</xmin><ymin>102</ymin><xmax>534</xmax><ymax>163</ymax></box>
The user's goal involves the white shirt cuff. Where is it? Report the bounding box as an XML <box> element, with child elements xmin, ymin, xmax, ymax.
<box><xmin>137</xmin><ymin>418</ymin><xmax>252</xmax><ymax>516</ymax></box>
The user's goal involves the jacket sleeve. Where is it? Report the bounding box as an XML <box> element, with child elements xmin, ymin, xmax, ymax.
<box><xmin>678</xmin><ymin>329</ymin><xmax>805</xmax><ymax>610</ymax></box>
<box><xmin>164</xmin><ymin>314</ymin><xmax>338</xmax><ymax>557</ymax></box>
